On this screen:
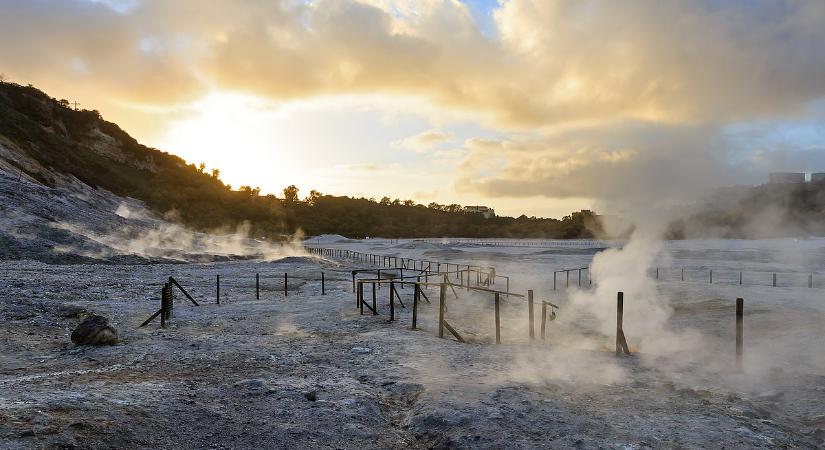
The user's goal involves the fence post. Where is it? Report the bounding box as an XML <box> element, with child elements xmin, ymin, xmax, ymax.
<box><xmin>553</xmin><ymin>272</ymin><xmax>556</xmax><ymax>290</ymax></box>
<box><xmin>216</xmin><ymin>274</ymin><xmax>220</xmax><ymax>304</ymax></box>
<box><xmin>655</xmin><ymin>267</ymin><xmax>659</xmax><ymax>280</ymax></box>
<box><xmin>616</xmin><ymin>291</ymin><xmax>630</xmax><ymax>355</ymax></box>
<box><xmin>372</xmin><ymin>282</ymin><xmax>377</xmax><ymax>315</ymax></box>
<box><xmin>321</xmin><ymin>272</ymin><xmax>326</xmax><ymax>295</ymax></box>
<box><xmin>284</xmin><ymin>272</ymin><xmax>288</xmax><ymax>297</ymax></box>
<box><xmin>681</xmin><ymin>268</ymin><xmax>684</xmax><ymax>282</ymax></box>
<box><xmin>739</xmin><ymin>271</ymin><xmax>742</xmax><ymax>285</ymax></box>
<box><xmin>540</xmin><ymin>302</ymin><xmax>547</xmax><ymax>340</ymax></box>
<box><xmin>352</xmin><ymin>271</ymin><xmax>356</xmax><ymax>293</ymax></box>
<box><xmin>494</xmin><ymin>292</ymin><xmax>501</xmax><ymax>344</ymax></box>
<box><xmin>438</xmin><ymin>283</ymin><xmax>446</xmax><ymax>338</ymax></box>
<box><xmin>736</xmin><ymin>297</ymin><xmax>744</xmax><ymax>372</ymax></box>
<box><xmin>772</xmin><ymin>273</ymin><xmax>777</xmax><ymax>287</ymax></box>
<box><xmin>160</xmin><ymin>283</ymin><xmax>168</xmax><ymax>328</ymax></box>
<box><xmin>412</xmin><ymin>284</ymin><xmax>419</xmax><ymax>329</ymax></box>
<box><xmin>358</xmin><ymin>281</ymin><xmax>364</xmax><ymax>314</ymax></box>
<box><xmin>389</xmin><ymin>281</ymin><xmax>395</xmax><ymax>322</ymax></box>
<box><xmin>710</xmin><ymin>269</ymin><xmax>713</xmax><ymax>284</ymax></box>
<box><xmin>528</xmin><ymin>289</ymin><xmax>535</xmax><ymax>342</ymax></box>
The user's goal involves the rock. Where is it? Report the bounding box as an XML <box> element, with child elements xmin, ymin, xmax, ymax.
<box><xmin>57</xmin><ymin>304</ymin><xmax>87</xmax><ymax>318</ymax></box>
<box><xmin>351</xmin><ymin>346</ymin><xmax>372</xmax><ymax>354</ymax></box>
<box><xmin>70</xmin><ymin>315</ymin><xmax>118</xmax><ymax>346</ymax></box>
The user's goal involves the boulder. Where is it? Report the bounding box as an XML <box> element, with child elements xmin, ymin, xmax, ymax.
<box><xmin>70</xmin><ymin>315</ymin><xmax>118</xmax><ymax>346</ymax></box>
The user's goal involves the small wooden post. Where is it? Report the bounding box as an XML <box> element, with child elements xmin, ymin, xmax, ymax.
<box><xmin>681</xmin><ymin>268</ymin><xmax>684</xmax><ymax>281</ymax></box>
<box><xmin>578</xmin><ymin>269</ymin><xmax>582</xmax><ymax>287</ymax></box>
<box><xmin>389</xmin><ymin>281</ymin><xmax>395</xmax><ymax>322</ymax></box>
<box><xmin>736</xmin><ymin>297</ymin><xmax>744</xmax><ymax>372</ymax></box>
<box><xmin>566</xmin><ymin>270</ymin><xmax>570</xmax><ymax>288</ymax></box>
<box><xmin>739</xmin><ymin>271</ymin><xmax>742</xmax><ymax>285</ymax></box>
<box><xmin>160</xmin><ymin>283</ymin><xmax>168</xmax><ymax>328</ymax></box>
<box><xmin>284</xmin><ymin>272</ymin><xmax>288</xmax><ymax>297</ymax></box>
<box><xmin>372</xmin><ymin>282</ymin><xmax>377</xmax><ymax>315</ymax></box>
<box><xmin>772</xmin><ymin>273</ymin><xmax>777</xmax><ymax>287</ymax></box>
<box><xmin>710</xmin><ymin>269</ymin><xmax>713</xmax><ymax>284</ymax></box>
<box><xmin>494</xmin><ymin>292</ymin><xmax>501</xmax><ymax>344</ymax></box>
<box><xmin>321</xmin><ymin>272</ymin><xmax>326</xmax><ymax>295</ymax></box>
<box><xmin>616</xmin><ymin>292</ymin><xmax>630</xmax><ymax>356</ymax></box>
<box><xmin>216</xmin><ymin>274</ymin><xmax>220</xmax><ymax>304</ymax></box>
<box><xmin>256</xmin><ymin>273</ymin><xmax>260</xmax><ymax>300</ymax></box>
<box><xmin>377</xmin><ymin>269</ymin><xmax>381</xmax><ymax>290</ymax></box>
<box><xmin>553</xmin><ymin>272</ymin><xmax>556</xmax><ymax>290</ymax></box>
<box><xmin>540</xmin><ymin>302</ymin><xmax>547</xmax><ymax>340</ymax></box>
<box><xmin>655</xmin><ymin>267</ymin><xmax>659</xmax><ymax>280</ymax></box>
<box><xmin>412</xmin><ymin>284</ymin><xmax>419</xmax><ymax>329</ymax></box>
<box><xmin>359</xmin><ymin>282</ymin><xmax>364</xmax><ymax>314</ymax></box>
<box><xmin>438</xmin><ymin>283</ymin><xmax>446</xmax><ymax>338</ymax></box>
<box><xmin>352</xmin><ymin>271</ymin><xmax>356</xmax><ymax>293</ymax></box>
<box><xmin>527</xmin><ymin>289</ymin><xmax>535</xmax><ymax>342</ymax></box>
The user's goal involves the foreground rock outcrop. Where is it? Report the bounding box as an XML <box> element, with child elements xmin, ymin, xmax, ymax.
<box><xmin>70</xmin><ymin>314</ymin><xmax>118</xmax><ymax>346</ymax></box>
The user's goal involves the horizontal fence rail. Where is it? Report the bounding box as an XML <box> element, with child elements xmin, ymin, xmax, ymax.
<box><xmin>650</xmin><ymin>267</ymin><xmax>822</xmax><ymax>289</ymax></box>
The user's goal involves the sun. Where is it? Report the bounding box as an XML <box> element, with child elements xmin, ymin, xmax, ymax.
<box><xmin>155</xmin><ymin>92</ymin><xmax>306</xmax><ymax>194</ymax></box>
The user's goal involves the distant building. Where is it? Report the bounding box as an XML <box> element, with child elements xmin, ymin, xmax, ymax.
<box><xmin>463</xmin><ymin>205</ymin><xmax>496</xmax><ymax>219</ymax></box>
<box><xmin>769</xmin><ymin>172</ymin><xmax>805</xmax><ymax>184</ymax></box>
<box><xmin>812</xmin><ymin>173</ymin><xmax>825</xmax><ymax>183</ymax></box>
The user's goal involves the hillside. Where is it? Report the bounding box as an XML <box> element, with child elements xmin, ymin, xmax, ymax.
<box><xmin>0</xmin><ymin>81</ymin><xmax>596</xmax><ymax>241</ymax></box>
<box><xmin>0</xmin><ymin>82</ymin><xmax>289</xmax><ymax>239</ymax></box>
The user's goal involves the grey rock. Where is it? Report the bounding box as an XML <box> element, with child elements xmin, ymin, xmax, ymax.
<box><xmin>70</xmin><ymin>314</ymin><xmax>118</xmax><ymax>346</ymax></box>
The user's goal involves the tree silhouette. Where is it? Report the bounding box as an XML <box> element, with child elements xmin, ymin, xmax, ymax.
<box><xmin>283</xmin><ymin>185</ymin><xmax>299</xmax><ymax>203</ymax></box>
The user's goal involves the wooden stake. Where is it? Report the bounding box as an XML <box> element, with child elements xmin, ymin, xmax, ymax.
<box><xmin>527</xmin><ymin>289</ymin><xmax>535</xmax><ymax>342</ymax></box>
<box><xmin>494</xmin><ymin>292</ymin><xmax>501</xmax><ymax>344</ymax></box>
<box><xmin>540</xmin><ymin>302</ymin><xmax>547</xmax><ymax>340</ymax></box>
<box><xmin>736</xmin><ymin>297</ymin><xmax>744</xmax><ymax>372</ymax></box>
<box><xmin>389</xmin><ymin>281</ymin><xmax>395</xmax><ymax>322</ymax></box>
<box><xmin>321</xmin><ymin>272</ymin><xmax>325</xmax><ymax>295</ymax></box>
<box><xmin>216</xmin><ymin>274</ymin><xmax>220</xmax><ymax>304</ymax></box>
<box><xmin>438</xmin><ymin>283</ymin><xmax>446</xmax><ymax>338</ymax></box>
<box><xmin>616</xmin><ymin>291</ymin><xmax>630</xmax><ymax>355</ymax></box>
<box><xmin>412</xmin><ymin>284</ymin><xmax>419</xmax><ymax>329</ymax></box>
<box><xmin>284</xmin><ymin>272</ymin><xmax>288</xmax><ymax>297</ymax></box>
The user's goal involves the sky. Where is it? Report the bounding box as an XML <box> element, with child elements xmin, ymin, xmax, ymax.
<box><xmin>1</xmin><ymin>0</ymin><xmax>825</xmax><ymax>218</ymax></box>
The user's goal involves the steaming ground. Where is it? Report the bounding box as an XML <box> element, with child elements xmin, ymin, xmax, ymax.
<box><xmin>2</xmin><ymin>238</ymin><xmax>825</xmax><ymax>448</ymax></box>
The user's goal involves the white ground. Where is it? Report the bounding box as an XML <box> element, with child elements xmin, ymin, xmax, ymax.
<box><xmin>1</xmin><ymin>236</ymin><xmax>824</xmax><ymax>448</ymax></box>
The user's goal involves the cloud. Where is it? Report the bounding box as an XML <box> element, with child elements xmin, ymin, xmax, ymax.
<box><xmin>454</xmin><ymin>122</ymin><xmax>736</xmax><ymax>210</ymax></box>
<box><xmin>3</xmin><ymin>0</ymin><xmax>824</xmax><ymax>129</ymax></box>
<box><xmin>392</xmin><ymin>129</ymin><xmax>455</xmax><ymax>153</ymax></box>
<box><xmin>337</xmin><ymin>163</ymin><xmax>401</xmax><ymax>173</ymax></box>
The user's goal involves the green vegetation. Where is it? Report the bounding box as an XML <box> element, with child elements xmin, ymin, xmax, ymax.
<box><xmin>0</xmin><ymin>81</ymin><xmax>599</xmax><ymax>239</ymax></box>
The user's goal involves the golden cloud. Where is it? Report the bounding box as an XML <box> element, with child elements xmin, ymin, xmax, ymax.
<box><xmin>2</xmin><ymin>0</ymin><xmax>824</xmax><ymax>129</ymax></box>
